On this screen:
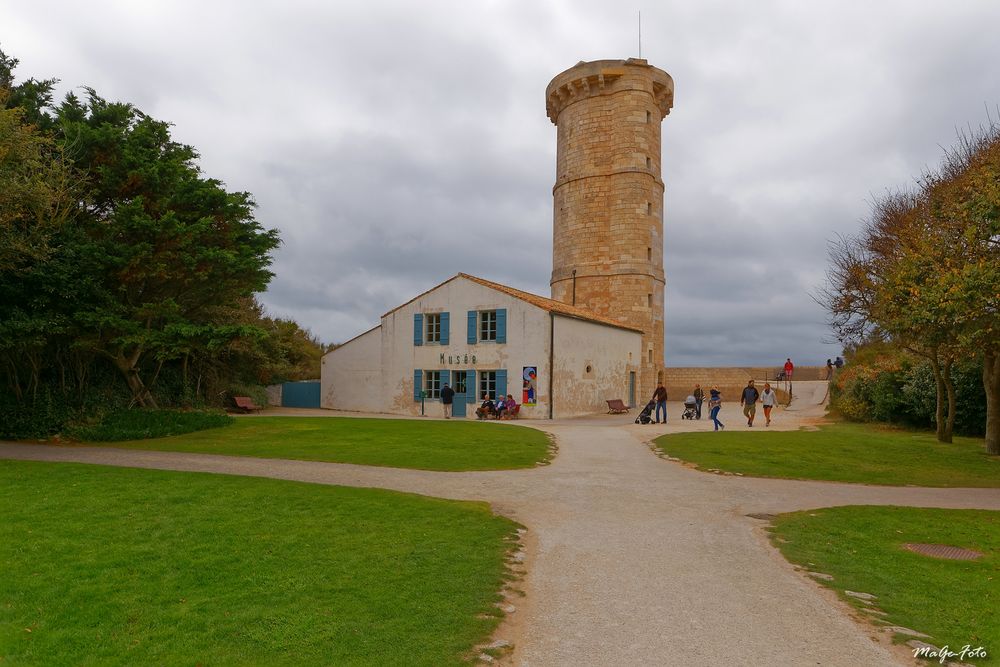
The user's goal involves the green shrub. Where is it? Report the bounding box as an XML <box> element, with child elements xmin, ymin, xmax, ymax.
<box><xmin>65</xmin><ymin>409</ymin><xmax>234</xmax><ymax>442</ymax></box>
<box><xmin>831</xmin><ymin>349</ymin><xmax>987</xmax><ymax>436</ymax></box>
<box><xmin>0</xmin><ymin>389</ymin><xmax>78</xmax><ymax>440</ymax></box>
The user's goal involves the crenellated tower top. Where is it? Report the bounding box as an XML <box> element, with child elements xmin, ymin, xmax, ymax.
<box><xmin>545</xmin><ymin>58</ymin><xmax>674</xmax><ymax>124</ymax></box>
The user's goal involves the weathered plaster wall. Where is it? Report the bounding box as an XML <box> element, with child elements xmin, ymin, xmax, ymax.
<box><xmin>380</xmin><ymin>277</ymin><xmax>554</xmax><ymax>419</ymax></box>
<box><xmin>320</xmin><ymin>326</ymin><xmax>383</xmax><ymax>411</ymax></box>
<box><xmin>551</xmin><ymin>315</ymin><xmax>642</xmax><ymax>419</ymax></box>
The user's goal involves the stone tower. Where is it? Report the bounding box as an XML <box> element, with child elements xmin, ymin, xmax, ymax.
<box><xmin>546</xmin><ymin>58</ymin><xmax>674</xmax><ymax>397</ymax></box>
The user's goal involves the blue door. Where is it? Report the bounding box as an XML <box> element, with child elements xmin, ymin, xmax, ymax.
<box><xmin>452</xmin><ymin>371</ymin><xmax>468</xmax><ymax>417</ymax></box>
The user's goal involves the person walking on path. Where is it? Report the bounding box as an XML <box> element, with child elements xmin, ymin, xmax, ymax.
<box><xmin>783</xmin><ymin>358</ymin><xmax>794</xmax><ymax>380</ymax></box>
<box><xmin>741</xmin><ymin>380</ymin><xmax>760</xmax><ymax>427</ymax></box>
<box><xmin>826</xmin><ymin>359</ymin><xmax>834</xmax><ymax>380</ymax></box>
<box><xmin>835</xmin><ymin>356</ymin><xmax>844</xmax><ymax>370</ymax></box>
<box><xmin>708</xmin><ymin>386</ymin><xmax>724</xmax><ymax>431</ymax></box>
<box><xmin>652</xmin><ymin>383</ymin><xmax>668</xmax><ymax>424</ymax></box>
<box><xmin>693</xmin><ymin>384</ymin><xmax>705</xmax><ymax>420</ymax></box>
<box><xmin>761</xmin><ymin>382</ymin><xmax>778</xmax><ymax>427</ymax></box>
<box><xmin>440</xmin><ymin>382</ymin><xmax>455</xmax><ymax>419</ymax></box>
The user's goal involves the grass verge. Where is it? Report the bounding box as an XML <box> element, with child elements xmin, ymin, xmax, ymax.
<box><xmin>653</xmin><ymin>422</ymin><xmax>1000</xmax><ymax>487</ymax></box>
<box><xmin>64</xmin><ymin>409</ymin><xmax>234</xmax><ymax>441</ymax></box>
<box><xmin>0</xmin><ymin>460</ymin><xmax>517</xmax><ymax>666</ymax></box>
<box><xmin>770</xmin><ymin>506</ymin><xmax>998</xmax><ymax>658</ymax></box>
<box><xmin>92</xmin><ymin>416</ymin><xmax>551</xmax><ymax>471</ymax></box>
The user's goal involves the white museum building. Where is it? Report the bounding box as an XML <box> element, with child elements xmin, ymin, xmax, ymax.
<box><xmin>321</xmin><ymin>274</ymin><xmax>643</xmax><ymax>419</ymax></box>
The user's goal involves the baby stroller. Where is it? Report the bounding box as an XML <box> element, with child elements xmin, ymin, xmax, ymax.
<box><xmin>635</xmin><ymin>400</ymin><xmax>656</xmax><ymax>425</ymax></box>
<box><xmin>682</xmin><ymin>395</ymin><xmax>698</xmax><ymax>420</ymax></box>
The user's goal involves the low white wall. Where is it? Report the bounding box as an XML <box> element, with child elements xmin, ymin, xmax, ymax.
<box><xmin>321</xmin><ymin>326</ymin><xmax>383</xmax><ymax>411</ymax></box>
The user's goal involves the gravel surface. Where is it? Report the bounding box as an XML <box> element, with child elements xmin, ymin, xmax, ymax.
<box><xmin>3</xmin><ymin>382</ymin><xmax>998</xmax><ymax>665</ymax></box>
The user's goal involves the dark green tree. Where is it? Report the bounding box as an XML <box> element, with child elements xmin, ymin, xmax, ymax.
<box><xmin>53</xmin><ymin>90</ymin><xmax>280</xmax><ymax>406</ymax></box>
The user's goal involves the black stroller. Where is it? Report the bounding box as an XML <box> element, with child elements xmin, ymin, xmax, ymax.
<box><xmin>635</xmin><ymin>400</ymin><xmax>656</xmax><ymax>424</ymax></box>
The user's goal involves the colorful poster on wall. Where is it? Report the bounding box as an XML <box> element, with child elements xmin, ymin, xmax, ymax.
<box><xmin>522</xmin><ymin>367</ymin><xmax>537</xmax><ymax>406</ymax></box>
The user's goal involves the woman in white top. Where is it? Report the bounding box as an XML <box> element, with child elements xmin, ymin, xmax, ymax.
<box><xmin>761</xmin><ymin>382</ymin><xmax>778</xmax><ymax>427</ymax></box>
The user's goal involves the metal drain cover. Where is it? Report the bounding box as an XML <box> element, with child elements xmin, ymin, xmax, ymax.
<box><xmin>904</xmin><ymin>543</ymin><xmax>983</xmax><ymax>560</ymax></box>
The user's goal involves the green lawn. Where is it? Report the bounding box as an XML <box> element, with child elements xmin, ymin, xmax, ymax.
<box><xmin>85</xmin><ymin>416</ymin><xmax>552</xmax><ymax>472</ymax></box>
<box><xmin>0</xmin><ymin>460</ymin><xmax>517</xmax><ymax>666</ymax></box>
<box><xmin>653</xmin><ymin>422</ymin><xmax>1000</xmax><ymax>487</ymax></box>
<box><xmin>771</xmin><ymin>507</ymin><xmax>999</xmax><ymax>657</ymax></box>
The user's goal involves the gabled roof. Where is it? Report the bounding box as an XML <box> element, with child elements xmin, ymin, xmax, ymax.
<box><xmin>382</xmin><ymin>273</ymin><xmax>644</xmax><ymax>334</ymax></box>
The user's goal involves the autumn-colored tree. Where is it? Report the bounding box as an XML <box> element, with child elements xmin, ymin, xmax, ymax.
<box><xmin>919</xmin><ymin>122</ymin><xmax>1000</xmax><ymax>453</ymax></box>
<box><xmin>0</xmin><ymin>90</ymin><xmax>75</xmax><ymax>273</ymax></box>
<box><xmin>823</xmin><ymin>119</ymin><xmax>1000</xmax><ymax>452</ymax></box>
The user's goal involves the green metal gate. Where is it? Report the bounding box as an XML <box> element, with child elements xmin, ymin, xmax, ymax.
<box><xmin>282</xmin><ymin>381</ymin><xmax>320</xmax><ymax>408</ymax></box>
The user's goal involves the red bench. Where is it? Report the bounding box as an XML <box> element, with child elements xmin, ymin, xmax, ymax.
<box><xmin>233</xmin><ymin>396</ymin><xmax>263</xmax><ymax>413</ymax></box>
<box><xmin>606</xmin><ymin>399</ymin><xmax>629</xmax><ymax>414</ymax></box>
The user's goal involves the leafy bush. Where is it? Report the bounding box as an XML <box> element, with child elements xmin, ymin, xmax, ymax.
<box><xmin>831</xmin><ymin>349</ymin><xmax>987</xmax><ymax>436</ymax></box>
<box><xmin>0</xmin><ymin>389</ymin><xmax>78</xmax><ymax>440</ymax></box>
<box><xmin>65</xmin><ymin>409</ymin><xmax>233</xmax><ymax>442</ymax></box>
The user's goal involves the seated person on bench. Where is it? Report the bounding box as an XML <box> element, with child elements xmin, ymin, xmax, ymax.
<box><xmin>495</xmin><ymin>394</ymin><xmax>515</xmax><ymax>419</ymax></box>
<box><xmin>500</xmin><ymin>394</ymin><xmax>518</xmax><ymax>419</ymax></box>
<box><xmin>475</xmin><ymin>394</ymin><xmax>496</xmax><ymax>420</ymax></box>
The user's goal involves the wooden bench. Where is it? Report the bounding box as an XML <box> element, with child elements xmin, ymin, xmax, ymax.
<box><xmin>233</xmin><ymin>396</ymin><xmax>263</xmax><ymax>413</ymax></box>
<box><xmin>606</xmin><ymin>399</ymin><xmax>629</xmax><ymax>414</ymax></box>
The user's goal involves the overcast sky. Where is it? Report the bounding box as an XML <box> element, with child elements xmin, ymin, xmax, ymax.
<box><xmin>6</xmin><ymin>1</ymin><xmax>1000</xmax><ymax>365</ymax></box>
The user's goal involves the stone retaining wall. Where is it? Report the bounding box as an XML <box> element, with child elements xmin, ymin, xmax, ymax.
<box><xmin>662</xmin><ymin>366</ymin><xmax>825</xmax><ymax>404</ymax></box>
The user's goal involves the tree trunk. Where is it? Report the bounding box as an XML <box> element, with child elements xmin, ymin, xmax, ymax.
<box><xmin>985</xmin><ymin>350</ymin><xmax>1000</xmax><ymax>456</ymax></box>
<box><xmin>930</xmin><ymin>354</ymin><xmax>948</xmax><ymax>442</ymax></box>
<box><xmin>942</xmin><ymin>359</ymin><xmax>955</xmax><ymax>444</ymax></box>
<box><xmin>112</xmin><ymin>351</ymin><xmax>159</xmax><ymax>410</ymax></box>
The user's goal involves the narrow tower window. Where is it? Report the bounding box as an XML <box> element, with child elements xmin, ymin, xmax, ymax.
<box><xmin>646</xmin><ymin>156</ymin><xmax>652</xmax><ymax>169</ymax></box>
<box><xmin>647</xmin><ymin>247</ymin><xmax>652</xmax><ymax>261</ymax></box>
<box><xmin>647</xmin><ymin>293</ymin><xmax>653</xmax><ymax>308</ymax></box>
<box><xmin>646</xmin><ymin>202</ymin><xmax>652</xmax><ymax>215</ymax></box>
<box><xmin>646</xmin><ymin>110</ymin><xmax>651</xmax><ymax>123</ymax></box>
<box><xmin>648</xmin><ymin>349</ymin><xmax>653</xmax><ymax>363</ymax></box>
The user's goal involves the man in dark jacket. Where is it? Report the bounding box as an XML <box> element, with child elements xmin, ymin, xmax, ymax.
<box><xmin>441</xmin><ymin>383</ymin><xmax>455</xmax><ymax>419</ymax></box>
<box><xmin>693</xmin><ymin>384</ymin><xmax>705</xmax><ymax>419</ymax></box>
<box><xmin>740</xmin><ymin>380</ymin><xmax>760</xmax><ymax>427</ymax></box>
<box><xmin>653</xmin><ymin>383</ymin><xmax>668</xmax><ymax>424</ymax></box>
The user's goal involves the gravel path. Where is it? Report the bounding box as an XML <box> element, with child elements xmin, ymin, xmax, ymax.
<box><xmin>2</xmin><ymin>382</ymin><xmax>997</xmax><ymax>665</ymax></box>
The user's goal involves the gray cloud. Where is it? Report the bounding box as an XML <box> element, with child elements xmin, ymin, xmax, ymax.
<box><xmin>6</xmin><ymin>0</ymin><xmax>1000</xmax><ymax>366</ymax></box>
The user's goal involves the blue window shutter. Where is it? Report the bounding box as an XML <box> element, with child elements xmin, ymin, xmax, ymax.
<box><xmin>440</xmin><ymin>370</ymin><xmax>450</xmax><ymax>399</ymax></box>
<box><xmin>496</xmin><ymin>309</ymin><xmax>507</xmax><ymax>343</ymax></box>
<box><xmin>440</xmin><ymin>312</ymin><xmax>450</xmax><ymax>345</ymax></box>
<box><xmin>467</xmin><ymin>370</ymin><xmax>477</xmax><ymax>403</ymax></box>
<box><xmin>413</xmin><ymin>313</ymin><xmax>423</xmax><ymax>346</ymax></box>
<box><xmin>413</xmin><ymin>370</ymin><xmax>422</xmax><ymax>401</ymax></box>
<box><xmin>467</xmin><ymin>310</ymin><xmax>477</xmax><ymax>344</ymax></box>
<box><xmin>496</xmin><ymin>369</ymin><xmax>508</xmax><ymax>400</ymax></box>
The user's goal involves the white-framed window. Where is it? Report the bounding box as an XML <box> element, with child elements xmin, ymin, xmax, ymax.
<box><xmin>425</xmin><ymin>370</ymin><xmax>441</xmax><ymax>399</ymax></box>
<box><xmin>480</xmin><ymin>310</ymin><xmax>497</xmax><ymax>342</ymax></box>
<box><xmin>426</xmin><ymin>313</ymin><xmax>441</xmax><ymax>343</ymax></box>
<box><xmin>478</xmin><ymin>370</ymin><xmax>497</xmax><ymax>400</ymax></box>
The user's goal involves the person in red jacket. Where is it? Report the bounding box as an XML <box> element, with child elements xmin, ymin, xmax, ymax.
<box><xmin>783</xmin><ymin>358</ymin><xmax>794</xmax><ymax>380</ymax></box>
